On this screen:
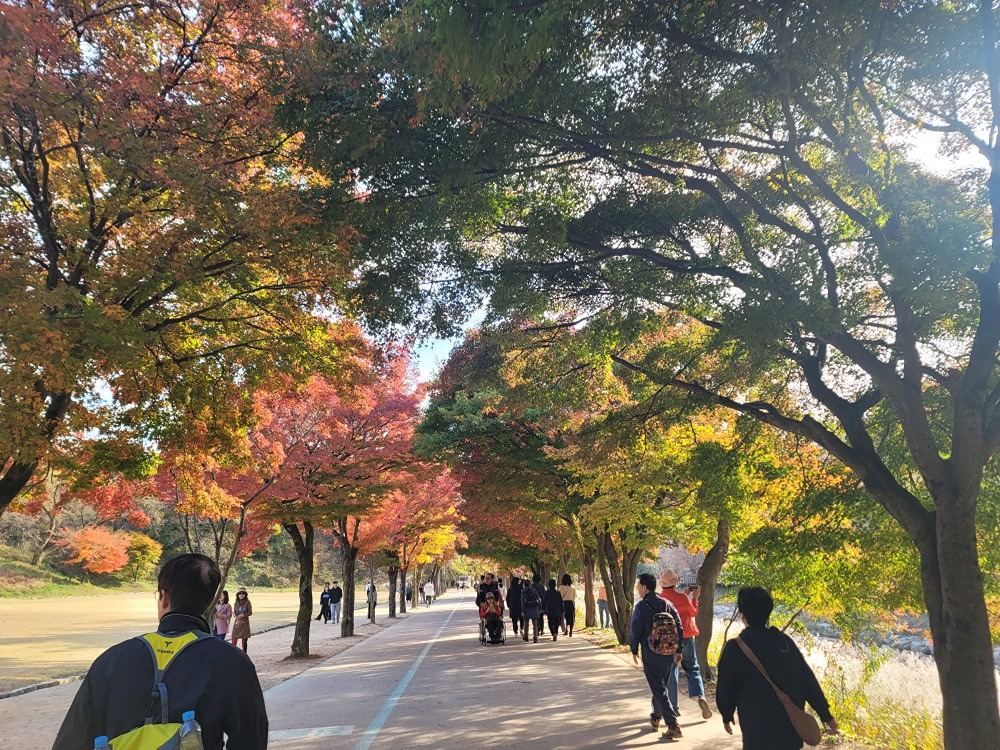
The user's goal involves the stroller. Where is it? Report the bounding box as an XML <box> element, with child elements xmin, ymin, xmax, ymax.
<box><xmin>478</xmin><ymin>595</ymin><xmax>506</xmax><ymax>645</ymax></box>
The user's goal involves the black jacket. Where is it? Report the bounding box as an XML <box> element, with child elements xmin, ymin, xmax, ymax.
<box><xmin>507</xmin><ymin>581</ymin><xmax>523</xmax><ymax>613</ymax></box>
<box><xmin>52</xmin><ymin>612</ymin><xmax>268</xmax><ymax>750</ymax></box>
<box><xmin>542</xmin><ymin>588</ymin><xmax>564</xmax><ymax>619</ymax></box>
<box><xmin>330</xmin><ymin>586</ymin><xmax>343</xmax><ymax>604</ymax></box>
<box><xmin>715</xmin><ymin>626</ymin><xmax>833</xmax><ymax>750</ymax></box>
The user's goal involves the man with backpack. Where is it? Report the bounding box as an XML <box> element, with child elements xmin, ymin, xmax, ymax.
<box><xmin>53</xmin><ymin>553</ymin><xmax>268</xmax><ymax>750</ymax></box>
<box><xmin>630</xmin><ymin>572</ymin><xmax>684</xmax><ymax>740</ymax></box>
<box><xmin>520</xmin><ymin>575</ymin><xmax>542</xmax><ymax>642</ymax></box>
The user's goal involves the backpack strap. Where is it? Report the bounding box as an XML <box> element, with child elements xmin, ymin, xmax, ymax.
<box><xmin>137</xmin><ymin>630</ymin><xmax>213</xmax><ymax>724</ymax></box>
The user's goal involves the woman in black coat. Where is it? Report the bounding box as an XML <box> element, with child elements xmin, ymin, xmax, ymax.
<box><xmin>541</xmin><ymin>579</ymin><xmax>565</xmax><ymax>641</ymax></box>
<box><xmin>507</xmin><ymin>577</ymin><xmax>523</xmax><ymax>637</ymax></box>
<box><xmin>716</xmin><ymin>587</ymin><xmax>839</xmax><ymax>750</ymax></box>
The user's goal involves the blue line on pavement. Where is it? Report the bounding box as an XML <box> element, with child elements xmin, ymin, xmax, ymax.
<box><xmin>354</xmin><ymin>604</ymin><xmax>459</xmax><ymax>750</ymax></box>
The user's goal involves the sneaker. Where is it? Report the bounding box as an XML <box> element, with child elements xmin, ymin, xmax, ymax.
<box><xmin>664</xmin><ymin>725</ymin><xmax>683</xmax><ymax>740</ymax></box>
<box><xmin>533</xmin><ymin>636</ymin><xmax>539</xmax><ymax>643</ymax></box>
<box><xmin>649</xmin><ymin>715</ymin><xmax>661</xmax><ymax>730</ymax></box>
<box><xmin>698</xmin><ymin>697</ymin><xmax>713</xmax><ymax>719</ymax></box>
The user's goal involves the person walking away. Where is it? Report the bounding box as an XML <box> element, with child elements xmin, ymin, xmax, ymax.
<box><xmin>558</xmin><ymin>574</ymin><xmax>577</xmax><ymax>636</ymax></box>
<box><xmin>53</xmin><ymin>553</ymin><xmax>268</xmax><ymax>750</ymax></box>
<box><xmin>330</xmin><ymin>580</ymin><xmax>343</xmax><ymax>623</ymax></box>
<box><xmin>423</xmin><ymin>579</ymin><xmax>435</xmax><ymax>606</ymax></box>
<box><xmin>659</xmin><ymin>570</ymin><xmax>713</xmax><ymax>719</ymax></box>
<box><xmin>405</xmin><ymin>581</ymin><xmax>413</xmax><ymax>603</ymax></box>
<box><xmin>213</xmin><ymin>590</ymin><xmax>232</xmax><ymax>641</ymax></box>
<box><xmin>630</xmin><ymin>572</ymin><xmax>683</xmax><ymax>740</ymax></box>
<box><xmin>231</xmin><ymin>587</ymin><xmax>253</xmax><ymax>653</ymax></box>
<box><xmin>367</xmin><ymin>581</ymin><xmax>378</xmax><ymax>620</ymax></box>
<box><xmin>520</xmin><ymin>577</ymin><xmax>541</xmax><ymax>642</ymax></box>
<box><xmin>597</xmin><ymin>581</ymin><xmax>611</xmax><ymax>629</ymax></box>
<box><xmin>542</xmin><ymin>579</ymin><xmax>564</xmax><ymax>641</ymax></box>
<box><xmin>716</xmin><ymin>587</ymin><xmax>839</xmax><ymax>749</ymax></box>
<box><xmin>317</xmin><ymin>583</ymin><xmax>332</xmax><ymax>624</ymax></box>
<box><xmin>507</xmin><ymin>576</ymin><xmax>523</xmax><ymax>637</ymax></box>
<box><xmin>531</xmin><ymin>574</ymin><xmax>547</xmax><ymax>636</ymax></box>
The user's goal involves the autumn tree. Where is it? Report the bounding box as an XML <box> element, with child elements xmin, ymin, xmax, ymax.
<box><xmin>300</xmin><ymin>3</ymin><xmax>1000</xmax><ymax>743</ymax></box>
<box><xmin>0</xmin><ymin>0</ymin><xmax>354</xmax><ymax>519</ymax></box>
<box><xmin>247</xmin><ymin>351</ymin><xmax>424</xmax><ymax>644</ymax></box>
<box><xmin>17</xmin><ymin>444</ymin><xmax>153</xmax><ymax>566</ymax></box>
<box><xmin>59</xmin><ymin>525</ymin><xmax>130</xmax><ymax>579</ymax></box>
<box><xmin>375</xmin><ymin>471</ymin><xmax>463</xmax><ymax>615</ymax></box>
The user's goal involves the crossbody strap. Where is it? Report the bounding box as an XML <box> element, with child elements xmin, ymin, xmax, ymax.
<box><xmin>734</xmin><ymin>636</ymin><xmax>792</xmax><ymax>701</ymax></box>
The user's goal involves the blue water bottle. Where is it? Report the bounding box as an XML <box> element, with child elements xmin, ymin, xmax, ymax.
<box><xmin>178</xmin><ymin>710</ymin><xmax>204</xmax><ymax>750</ymax></box>
<box><xmin>93</xmin><ymin>738</ymin><xmax>109</xmax><ymax>749</ymax></box>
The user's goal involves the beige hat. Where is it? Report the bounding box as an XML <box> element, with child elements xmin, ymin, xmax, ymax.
<box><xmin>237</xmin><ymin>586</ymin><xmax>248</xmax><ymax>594</ymax></box>
<box><xmin>659</xmin><ymin>570</ymin><xmax>679</xmax><ymax>588</ymax></box>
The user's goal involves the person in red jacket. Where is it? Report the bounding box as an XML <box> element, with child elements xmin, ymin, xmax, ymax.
<box><xmin>479</xmin><ymin>593</ymin><xmax>504</xmax><ymax>643</ymax></box>
<box><xmin>658</xmin><ymin>569</ymin><xmax>713</xmax><ymax>720</ymax></box>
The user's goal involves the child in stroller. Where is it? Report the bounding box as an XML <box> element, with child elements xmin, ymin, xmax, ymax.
<box><xmin>479</xmin><ymin>592</ymin><xmax>505</xmax><ymax>644</ymax></box>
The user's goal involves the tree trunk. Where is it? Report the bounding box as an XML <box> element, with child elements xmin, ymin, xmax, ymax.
<box><xmin>558</xmin><ymin>550</ymin><xmax>571</xmax><ymax>579</ymax></box>
<box><xmin>915</xmin><ymin>494</ymin><xmax>1000</xmax><ymax>748</ymax></box>
<box><xmin>539</xmin><ymin>560</ymin><xmax>553</xmax><ymax>586</ymax></box>
<box><xmin>694</xmin><ymin>516</ymin><xmax>730</xmax><ymax>682</ymax></box>
<box><xmin>399</xmin><ymin>565</ymin><xmax>409</xmax><ymax>613</ymax></box>
<box><xmin>582</xmin><ymin>546</ymin><xmax>597</xmax><ymax>628</ymax></box>
<box><xmin>284</xmin><ymin>521</ymin><xmax>314</xmax><ymax>657</ymax></box>
<box><xmin>31</xmin><ymin>509</ymin><xmax>58</xmax><ymax>566</ymax></box>
<box><xmin>339</xmin><ymin>543</ymin><xmax>358</xmax><ymax>637</ymax></box>
<box><xmin>0</xmin><ymin>460</ymin><xmax>39</xmax><ymax>520</ymax></box>
<box><xmin>597</xmin><ymin>529</ymin><xmax>639</xmax><ymax>645</ymax></box>
<box><xmin>388</xmin><ymin>564</ymin><xmax>398</xmax><ymax>618</ymax></box>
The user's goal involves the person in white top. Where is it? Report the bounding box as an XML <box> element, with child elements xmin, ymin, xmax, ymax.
<box><xmin>423</xmin><ymin>580</ymin><xmax>435</xmax><ymax>606</ymax></box>
<box><xmin>558</xmin><ymin>573</ymin><xmax>578</xmax><ymax>636</ymax></box>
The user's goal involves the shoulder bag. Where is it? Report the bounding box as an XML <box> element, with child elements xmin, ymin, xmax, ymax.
<box><xmin>735</xmin><ymin>636</ymin><xmax>823</xmax><ymax>746</ymax></box>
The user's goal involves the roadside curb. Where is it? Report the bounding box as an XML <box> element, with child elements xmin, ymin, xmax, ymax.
<box><xmin>0</xmin><ymin>622</ymin><xmax>299</xmax><ymax>702</ymax></box>
<box><xmin>0</xmin><ymin>674</ymin><xmax>87</xmax><ymax>701</ymax></box>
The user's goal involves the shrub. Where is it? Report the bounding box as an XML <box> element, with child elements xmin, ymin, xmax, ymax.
<box><xmin>58</xmin><ymin>525</ymin><xmax>130</xmax><ymax>579</ymax></box>
<box><xmin>117</xmin><ymin>533</ymin><xmax>163</xmax><ymax>582</ymax></box>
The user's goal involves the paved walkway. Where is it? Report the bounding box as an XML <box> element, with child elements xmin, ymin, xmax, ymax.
<box><xmin>265</xmin><ymin>592</ymin><xmax>742</xmax><ymax>749</ymax></box>
<box><xmin>6</xmin><ymin>592</ymin><xmax>744</xmax><ymax>748</ymax></box>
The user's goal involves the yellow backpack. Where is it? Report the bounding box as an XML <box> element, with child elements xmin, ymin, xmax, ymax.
<box><xmin>106</xmin><ymin>630</ymin><xmax>211</xmax><ymax>750</ymax></box>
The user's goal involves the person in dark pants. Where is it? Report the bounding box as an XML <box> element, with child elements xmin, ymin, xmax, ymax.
<box><xmin>316</xmin><ymin>583</ymin><xmax>332</xmax><ymax>624</ymax></box>
<box><xmin>716</xmin><ymin>587</ymin><xmax>839</xmax><ymax>749</ymax></box>
<box><xmin>558</xmin><ymin>573</ymin><xmax>577</xmax><ymax>636</ymax></box>
<box><xmin>630</xmin><ymin>572</ymin><xmax>683</xmax><ymax>740</ymax></box>
<box><xmin>521</xmin><ymin>579</ymin><xmax>541</xmax><ymax>642</ymax></box>
<box><xmin>542</xmin><ymin>579</ymin><xmax>564</xmax><ymax>641</ymax></box>
<box><xmin>507</xmin><ymin>577</ymin><xmax>523</xmax><ymax>637</ymax></box>
<box><xmin>531</xmin><ymin>574</ymin><xmax>547</xmax><ymax>636</ymax></box>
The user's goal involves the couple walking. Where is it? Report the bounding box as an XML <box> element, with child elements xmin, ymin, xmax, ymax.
<box><xmin>316</xmin><ymin>581</ymin><xmax>343</xmax><ymax>624</ymax></box>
